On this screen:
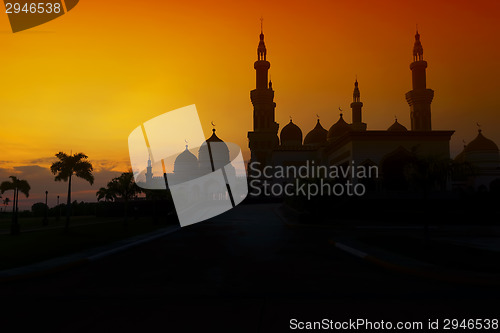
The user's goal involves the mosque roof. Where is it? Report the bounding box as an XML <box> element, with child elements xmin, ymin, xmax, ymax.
<box><xmin>304</xmin><ymin>119</ymin><xmax>328</xmax><ymax>145</ymax></box>
<box><xmin>280</xmin><ymin>119</ymin><xmax>303</xmax><ymax>144</ymax></box>
<box><xmin>387</xmin><ymin>119</ymin><xmax>408</xmax><ymax>132</ymax></box>
<box><xmin>206</xmin><ymin>128</ymin><xmax>223</xmax><ymax>143</ymax></box>
<box><xmin>327</xmin><ymin>114</ymin><xmax>352</xmax><ymax>140</ymax></box>
<box><xmin>464</xmin><ymin>130</ymin><xmax>499</xmax><ymax>153</ymax></box>
<box><xmin>174</xmin><ymin>146</ymin><xmax>198</xmax><ymax>172</ymax></box>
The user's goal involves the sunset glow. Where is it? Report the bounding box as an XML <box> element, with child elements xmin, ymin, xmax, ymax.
<box><xmin>1</xmin><ymin>0</ymin><xmax>499</xmax><ymax>207</ymax></box>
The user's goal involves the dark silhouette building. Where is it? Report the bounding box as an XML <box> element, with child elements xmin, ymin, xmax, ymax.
<box><xmin>406</xmin><ymin>30</ymin><xmax>434</xmax><ymax>131</ymax></box>
<box><xmin>247</xmin><ymin>26</ymin><xmax>279</xmax><ymax>171</ymax></box>
<box><xmin>247</xmin><ymin>28</ymin><xmax>456</xmax><ymax>188</ymax></box>
<box><xmin>454</xmin><ymin>129</ymin><xmax>500</xmax><ymax>191</ymax></box>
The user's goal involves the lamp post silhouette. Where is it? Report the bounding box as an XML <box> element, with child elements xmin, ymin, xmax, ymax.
<box><xmin>42</xmin><ymin>190</ymin><xmax>48</xmax><ymax>226</ymax></box>
<box><xmin>56</xmin><ymin>195</ymin><xmax>60</xmax><ymax>222</ymax></box>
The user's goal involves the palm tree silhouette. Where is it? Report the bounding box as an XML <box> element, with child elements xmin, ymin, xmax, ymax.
<box><xmin>2</xmin><ymin>197</ymin><xmax>10</xmax><ymax>214</ymax></box>
<box><xmin>96</xmin><ymin>187</ymin><xmax>116</xmax><ymax>202</ymax></box>
<box><xmin>0</xmin><ymin>176</ymin><xmax>30</xmax><ymax>235</ymax></box>
<box><xmin>50</xmin><ymin>152</ymin><xmax>94</xmax><ymax>231</ymax></box>
<box><xmin>98</xmin><ymin>172</ymin><xmax>141</xmax><ymax>225</ymax></box>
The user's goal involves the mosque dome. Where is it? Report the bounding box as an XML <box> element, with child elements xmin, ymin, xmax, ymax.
<box><xmin>206</xmin><ymin>128</ymin><xmax>224</xmax><ymax>143</ymax></box>
<box><xmin>387</xmin><ymin>119</ymin><xmax>408</xmax><ymax>132</ymax></box>
<box><xmin>198</xmin><ymin>128</ymin><xmax>230</xmax><ymax>173</ymax></box>
<box><xmin>304</xmin><ymin>119</ymin><xmax>328</xmax><ymax>145</ymax></box>
<box><xmin>464</xmin><ymin>130</ymin><xmax>499</xmax><ymax>153</ymax></box>
<box><xmin>174</xmin><ymin>146</ymin><xmax>198</xmax><ymax>175</ymax></box>
<box><xmin>456</xmin><ymin>129</ymin><xmax>500</xmax><ymax>170</ymax></box>
<box><xmin>280</xmin><ymin>119</ymin><xmax>303</xmax><ymax>146</ymax></box>
<box><xmin>327</xmin><ymin>114</ymin><xmax>352</xmax><ymax>141</ymax></box>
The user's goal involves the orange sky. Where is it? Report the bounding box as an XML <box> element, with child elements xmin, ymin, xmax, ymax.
<box><xmin>1</xmin><ymin>0</ymin><xmax>499</xmax><ymax>206</ymax></box>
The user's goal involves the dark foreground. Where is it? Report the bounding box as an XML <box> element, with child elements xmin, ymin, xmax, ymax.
<box><xmin>0</xmin><ymin>204</ymin><xmax>498</xmax><ymax>332</ymax></box>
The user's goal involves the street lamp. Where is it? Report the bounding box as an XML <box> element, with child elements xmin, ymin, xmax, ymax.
<box><xmin>56</xmin><ymin>195</ymin><xmax>60</xmax><ymax>222</ymax></box>
<box><xmin>42</xmin><ymin>190</ymin><xmax>48</xmax><ymax>226</ymax></box>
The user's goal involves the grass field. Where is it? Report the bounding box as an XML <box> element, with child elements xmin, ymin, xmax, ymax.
<box><xmin>0</xmin><ymin>215</ymin><xmax>175</xmax><ymax>270</ymax></box>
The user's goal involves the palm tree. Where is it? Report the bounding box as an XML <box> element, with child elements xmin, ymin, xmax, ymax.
<box><xmin>96</xmin><ymin>187</ymin><xmax>116</xmax><ymax>202</ymax></box>
<box><xmin>50</xmin><ymin>152</ymin><xmax>94</xmax><ymax>231</ymax></box>
<box><xmin>102</xmin><ymin>172</ymin><xmax>142</xmax><ymax>225</ymax></box>
<box><xmin>0</xmin><ymin>176</ymin><xmax>30</xmax><ymax>235</ymax></box>
<box><xmin>2</xmin><ymin>197</ymin><xmax>10</xmax><ymax>214</ymax></box>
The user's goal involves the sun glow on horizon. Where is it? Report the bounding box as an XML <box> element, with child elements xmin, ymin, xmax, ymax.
<box><xmin>0</xmin><ymin>0</ymin><xmax>499</xmax><ymax>208</ymax></box>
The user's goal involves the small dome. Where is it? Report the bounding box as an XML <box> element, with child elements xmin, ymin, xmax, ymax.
<box><xmin>457</xmin><ymin>130</ymin><xmax>500</xmax><ymax>170</ymax></box>
<box><xmin>280</xmin><ymin>119</ymin><xmax>302</xmax><ymax>146</ymax></box>
<box><xmin>387</xmin><ymin>119</ymin><xmax>408</xmax><ymax>132</ymax></box>
<box><xmin>304</xmin><ymin>119</ymin><xmax>328</xmax><ymax>145</ymax></box>
<box><xmin>327</xmin><ymin>114</ymin><xmax>352</xmax><ymax>141</ymax></box>
<box><xmin>464</xmin><ymin>130</ymin><xmax>499</xmax><ymax>153</ymax></box>
<box><xmin>199</xmin><ymin>129</ymin><xmax>230</xmax><ymax>172</ymax></box>
<box><xmin>206</xmin><ymin>128</ymin><xmax>223</xmax><ymax>143</ymax></box>
<box><xmin>174</xmin><ymin>146</ymin><xmax>198</xmax><ymax>174</ymax></box>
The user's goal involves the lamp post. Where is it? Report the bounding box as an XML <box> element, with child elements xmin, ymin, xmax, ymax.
<box><xmin>42</xmin><ymin>190</ymin><xmax>48</xmax><ymax>226</ymax></box>
<box><xmin>56</xmin><ymin>195</ymin><xmax>60</xmax><ymax>222</ymax></box>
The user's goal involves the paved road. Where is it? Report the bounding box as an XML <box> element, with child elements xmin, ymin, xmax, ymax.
<box><xmin>1</xmin><ymin>204</ymin><xmax>498</xmax><ymax>332</ymax></box>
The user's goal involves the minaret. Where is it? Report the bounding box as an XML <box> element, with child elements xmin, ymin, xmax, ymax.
<box><xmin>350</xmin><ymin>78</ymin><xmax>366</xmax><ymax>131</ymax></box>
<box><xmin>248</xmin><ymin>20</ymin><xmax>279</xmax><ymax>169</ymax></box>
<box><xmin>145</xmin><ymin>155</ymin><xmax>153</xmax><ymax>184</ymax></box>
<box><xmin>405</xmin><ymin>29</ymin><xmax>434</xmax><ymax>131</ymax></box>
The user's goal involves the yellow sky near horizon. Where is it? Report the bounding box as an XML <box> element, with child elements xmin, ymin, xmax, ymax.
<box><xmin>0</xmin><ymin>0</ymin><xmax>499</xmax><ymax>178</ymax></box>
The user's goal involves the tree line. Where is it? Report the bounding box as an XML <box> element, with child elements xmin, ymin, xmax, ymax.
<box><xmin>0</xmin><ymin>151</ymin><xmax>156</xmax><ymax>236</ymax></box>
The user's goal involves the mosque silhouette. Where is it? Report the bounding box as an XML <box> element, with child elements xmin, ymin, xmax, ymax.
<box><xmin>142</xmin><ymin>26</ymin><xmax>500</xmax><ymax>194</ymax></box>
<box><xmin>246</xmin><ymin>27</ymin><xmax>500</xmax><ymax>192</ymax></box>
<box><xmin>141</xmin><ymin>128</ymin><xmax>240</xmax><ymax>201</ymax></box>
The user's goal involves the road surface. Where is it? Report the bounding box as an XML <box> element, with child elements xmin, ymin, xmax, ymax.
<box><xmin>0</xmin><ymin>204</ymin><xmax>498</xmax><ymax>332</ymax></box>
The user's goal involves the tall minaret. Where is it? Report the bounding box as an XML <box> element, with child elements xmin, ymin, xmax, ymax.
<box><xmin>145</xmin><ymin>155</ymin><xmax>153</xmax><ymax>184</ymax></box>
<box><xmin>350</xmin><ymin>78</ymin><xmax>366</xmax><ymax>131</ymax></box>
<box><xmin>248</xmin><ymin>20</ymin><xmax>279</xmax><ymax>169</ymax></box>
<box><xmin>405</xmin><ymin>29</ymin><xmax>434</xmax><ymax>131</ymax></box>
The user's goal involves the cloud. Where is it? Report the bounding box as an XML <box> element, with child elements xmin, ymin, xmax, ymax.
<box><xmin>28</xmin><ymin>156</ymin><xmax>58</xmax><ymax>165</ymax></box>
<box><xmin>92</xmin><ymin>159</ymin><xmax>130</xmax><ymax>172</ymax></box>
<box><xmin>13</xmin><ymin>165</ymin><xmax>48</xmax><ymax>175</ymax></box>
